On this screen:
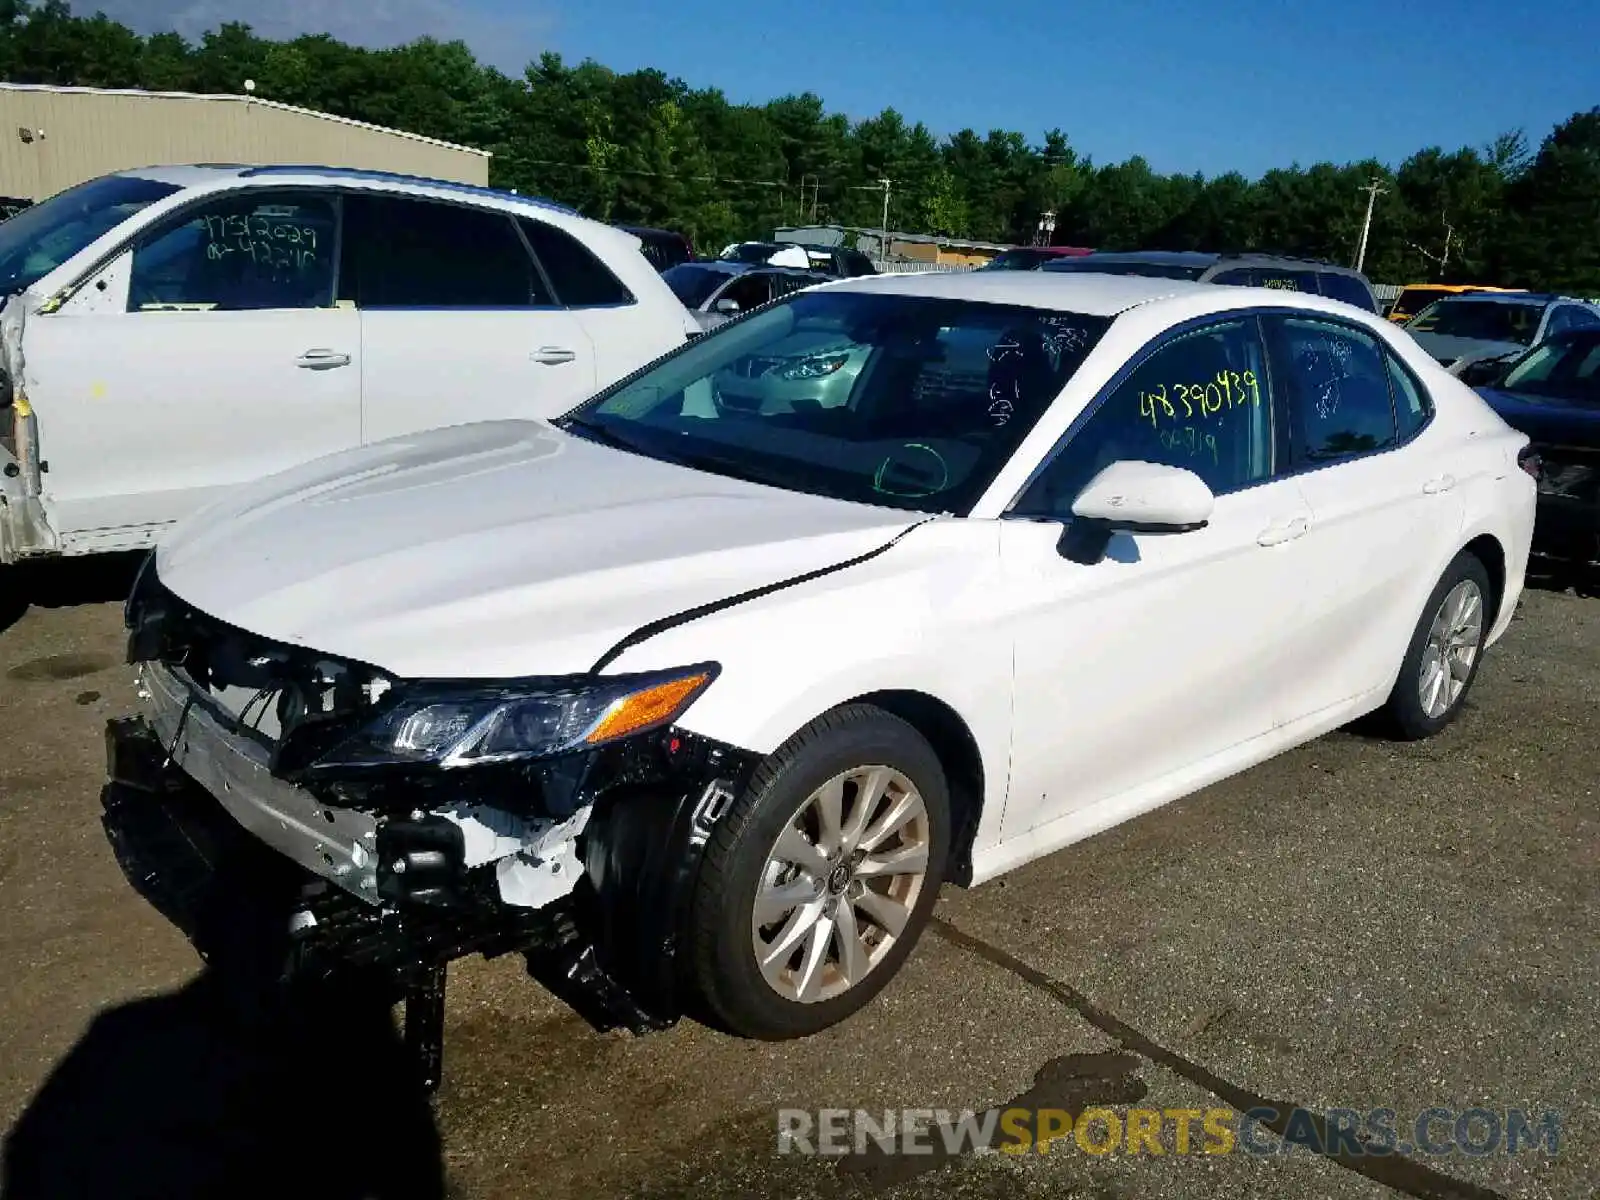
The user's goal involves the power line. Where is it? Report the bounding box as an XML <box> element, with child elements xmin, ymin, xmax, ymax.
<box><xmin>518</xmin><ymin>157</ymin><xmax>937</xmax><ymax>199</ymax></box>
<box><xmin>519</xmin><ymin>158</ymin><xmax>788</xmax><ymax>187</ymax></box>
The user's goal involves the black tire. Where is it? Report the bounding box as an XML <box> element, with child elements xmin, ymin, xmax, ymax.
<box><xmin>1379</xmin><ymin>551</ymin><xmax>1494</xmax><ymax>741</ymax></box>
<box><xmin>688</xmin><ymin>704</ymin><xmax>950</xmax><ymax>1040</ymax></box>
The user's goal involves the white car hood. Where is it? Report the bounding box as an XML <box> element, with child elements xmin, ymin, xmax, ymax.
<box><xmin>156</xmin><ymin>420</ymin><xmax>922</xmax><ymax>679</ymax></box>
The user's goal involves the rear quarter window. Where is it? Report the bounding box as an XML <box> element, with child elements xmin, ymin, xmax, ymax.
<box><xmin>521</xmin><ymin>218</ymin><xmax>635</xmax><ymax>307</ymax></box>
<box><xmin>1318</xmin><ymin>272</ymin><xmax>1377</xmax><ymax>312</ymax></box>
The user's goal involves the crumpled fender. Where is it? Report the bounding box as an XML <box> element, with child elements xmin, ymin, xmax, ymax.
<box><xmin>0</xmin><ymin>289</ymin><xmax>58</xmax><ymax>561</ymax></box>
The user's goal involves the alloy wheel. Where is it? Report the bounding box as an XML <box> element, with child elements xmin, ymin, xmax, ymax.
<box><xmin>1418</xmin><ymin>578</ymin><xmax>1484</xmax><ymax>719</ymax></box>
<box><xmin>750</xmin><ymin>765</ymin><xmax>931</xmax><ymax>1004</ymax></box>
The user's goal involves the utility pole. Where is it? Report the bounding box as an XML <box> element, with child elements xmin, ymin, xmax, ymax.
<box><xmin>1354</xmin><ymin>178</ymin><xmax>1386</xmax><ymax>273</ymax></box>
<box><xmin>798</xmin><ymin>174</ymin><xmax>820</xmax><ymax>223</ymax></box>
<box><xmin>878</xmin><ymin>177</ymin><xmax>893</xmax><ymax>266</ymax></box>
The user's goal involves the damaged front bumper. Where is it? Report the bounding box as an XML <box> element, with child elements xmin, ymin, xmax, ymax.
<box><xmin>104</xmin><ymin>569</ymin><xmax>761</xmax><ymax>1088</ymax></box>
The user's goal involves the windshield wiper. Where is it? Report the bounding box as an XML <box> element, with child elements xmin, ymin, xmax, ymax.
<box><xmin>557</xmin><ymin>416</ymin><xmax>661</xmax><ymax>457</ymax></box>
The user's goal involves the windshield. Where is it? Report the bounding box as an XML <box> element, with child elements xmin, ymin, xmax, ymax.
<box><xmin>1498</xmin><ymin>333</ymin><xmax>1600</xmax><ymax>402</ymax></box>
<box><xmin>1042</xmin><ymin>259</ymin><xmax>1208</xmax><ymax>281</ymax></box>
<box><xmin>662</xmin><ymin>264</ymin><xmax>733</xmax><ymax>308</ymax></box>
<box><xmin>558</xmin><ymin>290</ymin><xmax>1113</xmax><ymax>514</ymax></box>
<box><xmin>0</xmin><ymin>174</ymin><xmax>180</xmax><ymax>296</ymax></box>
<box><xmin>1407</xmin><ymin>298</ymin><xmax>1543</xmax><ymax>345</ymax></box>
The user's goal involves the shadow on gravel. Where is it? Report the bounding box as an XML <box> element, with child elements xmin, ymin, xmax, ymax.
<box><xmin>1</xmin><ymin>781</ymin><xmax>448</xmax><ymax>1200</ymax></box>
<box><xmin>0</xmin><ymin>551</ymin><xmax>147</xmax><ymax>636</ymax></box>
<box><xmin>0</xmin><ymin>973</ymin><xmax>446</xmax><ymax>1200</ymax></box>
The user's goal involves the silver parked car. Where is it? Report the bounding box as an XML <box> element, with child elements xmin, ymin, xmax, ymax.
<box><xmin>1405</xmin><ymin>292</ymin><xmax>1600</xmax><ymax>377</ymax></box>
<box><xmin>663</xmin><ymin>261</ymin><xmax>831</xmax><ymax>331</ymax></box>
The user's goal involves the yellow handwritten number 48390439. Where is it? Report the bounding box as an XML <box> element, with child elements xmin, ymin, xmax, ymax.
<box><xmin>1138</xmin><ymin>369</ymin><xmax>1260</xmax><ymax>427</ymax></box>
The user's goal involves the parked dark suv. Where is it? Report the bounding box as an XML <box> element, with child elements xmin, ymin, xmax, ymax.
<box><xmin>1042</xmin><ymin>251</ymin><xmax>1379</xmax><ymax>313</ymax></box>
<box><xmin>617</xmin><ymin>224</ymin><xmax>694</xmax><ymax>272</ymax></box>
<box><xmin>720</xmin><ymin>241</ymin><xmax>878</xmax><ymax>278</ymax></box>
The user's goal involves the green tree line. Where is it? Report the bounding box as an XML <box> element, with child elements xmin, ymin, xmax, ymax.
<box><xmin>2</xmin><ymin>0</ymin><xmax>1597</xmax><ymax>291</ymax></box>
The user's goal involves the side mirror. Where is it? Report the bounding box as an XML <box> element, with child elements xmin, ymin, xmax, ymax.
<box><xmin>714</xmin><ymin>298</ymin><xmax>741</xmax><ymax>315</ymax></box>
<box><xmin>1057</xmin><ymin>460</ymin><xmax>1214</xmax><ymax>565</ymax></box>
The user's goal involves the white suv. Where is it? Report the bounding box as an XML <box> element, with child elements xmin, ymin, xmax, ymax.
<box><xmin>0</xmin><ymin>165</ymin><xmax>698</xmax><ymax>563</ymax></box>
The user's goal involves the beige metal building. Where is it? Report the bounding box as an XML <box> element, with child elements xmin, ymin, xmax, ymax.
<box><xmin>0</xmin><ymin>82</ymin><xmax>491</xmax><ymax>202</ymax></box>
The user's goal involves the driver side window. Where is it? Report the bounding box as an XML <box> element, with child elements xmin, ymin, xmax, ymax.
<box><xmin>1015</xmin><ymin>318</ymin><xmax>1276</xmax><ymax>518</ymax></box>
<box><xmin>128</xmin><ymin>190</ymin><xmax>338</xmax><ymax>311</ymax></box>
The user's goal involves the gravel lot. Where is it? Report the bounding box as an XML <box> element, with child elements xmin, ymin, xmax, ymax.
<box><xmin>0</xmin><ymin>557</ymin><xmax>1594</xmax><ymax>1199</ymax></box>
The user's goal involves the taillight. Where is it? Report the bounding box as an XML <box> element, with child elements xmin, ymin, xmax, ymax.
<box><xmin>1517</xmin><ymin>446</ymin><xmax>1543</xmax><ymax>480</ymax></box>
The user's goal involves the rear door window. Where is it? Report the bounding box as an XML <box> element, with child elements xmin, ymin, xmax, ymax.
<box><xmin>1273</xmin><ymin>316</ymin><xmax>1398</xmax><ymax>465</ymax></box>
<box><xmin>340</xmin><ymin>193</ymin><xmax>546</xmax><ymax>308</ymax></box>
<box><xmin>1209</xmin><ymin>268</ymin><xmax>1255</xmax><ymax>286</ymax></box>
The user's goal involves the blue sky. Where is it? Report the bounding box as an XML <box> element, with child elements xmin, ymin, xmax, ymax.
<box><xmin>100</xmin><ymin>0</ymin><xmax>1600</xmax><ymax>178</ymax></box>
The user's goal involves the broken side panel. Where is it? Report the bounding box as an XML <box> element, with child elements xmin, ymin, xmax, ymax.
<box><xmin>0</xmin><ymin>291</ymin><xmax>59</xmax><ymax>562</ymax></box>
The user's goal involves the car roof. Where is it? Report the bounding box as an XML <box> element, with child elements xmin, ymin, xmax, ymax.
<box><xmin>1060</xmin><ymin>250</ymin><xmax>1218</xmax><ymax>268</ymax></box>
<box><xmin>616</xmin><ymin>224</ymin><xmax>689</xmax><ymax>241</ymax></box>
<box><xmin>673</xmin><ymin>260</ymin><xmax>751</xmax><ymax>277</ymax></box>
<box><xmin>1427</xmin><ymin>292</ymin><xmax>1565</xmax><ymax>305</ymax></box>
<box><xmin>825</xmin><ymin>269</ymin><xmax>1227</xmax><ymax>315</ymax></box>
<box><xmin>1057</xmin><ymin>249</ymin><xmax>1367</xmax><ymax>275</ymax></box>
<box><xmin>112</xmin><ymin>163</ymin><xmax>577</xmax><ymax>217</ymax></box>
<box><xmin>1004</xmin><ymin>245</ymin><xmax>1095</xmax><ymax>256</ymax></box>
<box><xmin>821</xmin><ymin>269</ymin><xmax>1400</xmax><ymax>325</ymax></box>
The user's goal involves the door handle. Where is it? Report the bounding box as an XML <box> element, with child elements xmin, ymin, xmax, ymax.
<box><xmin>532</xmin><ymin>347</ymin><xmax>578</xmax><ymax>366</ymax></box>
<box><xmin>295</xmin><ymin>349</ymin><xmax>351</xmax><ymax>369</ymax></box>
<box><xmin>1257</xmin><ymin>515</ymin><xmax>1310</xmax><ymax>547</ymax></box>
<box><xmin>1423</xmin><ymin>474</ymin><xmax>1457</xmax><ymax>495</ymax></box>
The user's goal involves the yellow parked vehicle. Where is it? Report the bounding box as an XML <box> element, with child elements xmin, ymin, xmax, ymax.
<box><xmin>1388</xmin><ymin>282</ymin><xmax>1523</xmax><ymax>323</ymax></box>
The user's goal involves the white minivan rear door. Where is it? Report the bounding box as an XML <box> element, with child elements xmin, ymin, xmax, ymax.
<box><xmin>23</xmin><ymin>188</ymin><xmax>360</xmax><ymax>544</ymax></box>
<box><xmin>339</xmin><ymin>192</ymin><xmax>598</xmax><ymax>443</ymax></box>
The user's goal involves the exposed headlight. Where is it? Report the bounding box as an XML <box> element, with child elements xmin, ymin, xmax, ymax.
<box><xmin>310</xmin><ymin>664</ymin><xmax>718</xmax><ymax>772</ymax></box>
<box><xmin>777</xmin><ymin>352</ymin><xmax>850</xmax><ymax>380</ymax></box>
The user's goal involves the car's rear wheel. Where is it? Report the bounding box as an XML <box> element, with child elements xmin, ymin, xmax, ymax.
<box><xmin>1380</xmin><ymin>551</ymin><xmax>1493</xmax><ymax>740</ymax></box>
<box><xmin>688</xmin><ymin>704</ymin><xmax>949</xmax><ymax>1039</ymax></box>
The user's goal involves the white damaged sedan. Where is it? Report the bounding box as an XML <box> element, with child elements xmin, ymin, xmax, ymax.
<box><xmin>109</xmin><ymin>271</ymin><xmax>1536</xmax><ymax>1078</ymax></box>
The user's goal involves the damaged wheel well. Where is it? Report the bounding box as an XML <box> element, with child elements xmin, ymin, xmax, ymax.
<box><xmin>843</xmin><ymin>690</ymin><xmax>984</xmax><ymax>887</ymax></box>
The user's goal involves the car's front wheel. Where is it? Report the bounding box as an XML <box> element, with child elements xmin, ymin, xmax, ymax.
<box><xmin>1380</xmin><ymin>551</ymin><xmax>1493</xmax><ymax>740</ymax></box>
<box><xmin>688</xmin><ymin>704</ymin><xmax>949</xmax><ymax>1039</ymax></box>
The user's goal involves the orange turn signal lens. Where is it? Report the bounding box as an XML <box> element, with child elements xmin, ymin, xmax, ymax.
<box><xmin>584</xmin><ymin>672</ymin><xmax>714</xmax><ymax>745</ymax></box>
